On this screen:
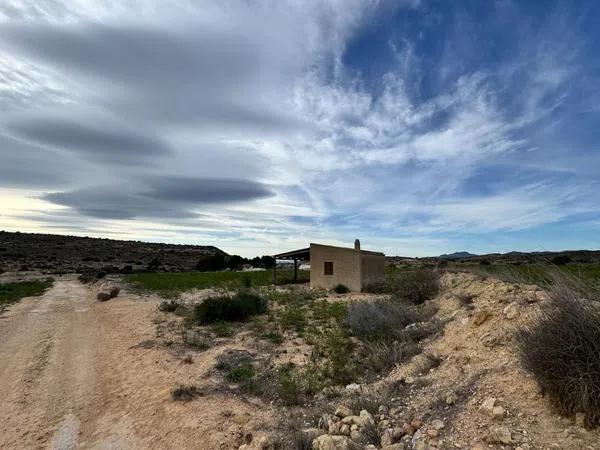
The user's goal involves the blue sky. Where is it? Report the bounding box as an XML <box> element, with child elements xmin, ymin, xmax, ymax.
<box><xmin>0</xmin><ymin>0</ymin><xmax>599</xmax><ymax>256</ymax></box>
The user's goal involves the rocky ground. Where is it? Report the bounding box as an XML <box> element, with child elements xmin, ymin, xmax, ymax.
<box><xmin>1</xmin><ymin>271</ymin><xmax>599</xmax><ymax>449</ymax></box>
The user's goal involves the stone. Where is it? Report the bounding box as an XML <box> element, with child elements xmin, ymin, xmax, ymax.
<box><xmin>381</xmin><ymin>445</ymin><xmax>406</xmax><ymax>450</ymax></box>
<box><xmin>346</xmin><ymin>383</ymin><xmax>361</xmax><ymax>392</ymax></box>
<box><xmin>380</xmin><ymin>430</ymin><xmax>394</xmax><ymax>446</ymax></box>
<box><xmin>349</xmin><ymin>430</ymin><xmax>362</xmax><ymax>441</ymax></box>
<box><xmin>312</xmin><ymin>435</ymin><xmax>360</xmax><ymax>450</ymax></box>
<box><xmin>492</xmin><ymin>406</ymin><xmax>506</xmax><ymax>421</ymax></box>
<box><xmin>301</xmin><ymin>428</ymin><xmax>327</xmax><ymax>442</ymax></box>
<box><xmin>97</xmin><ymin>292</ymin><xmax>111</xmax><ymax>301</ymax></box>
<box><xmin>426</xmin><ymin>428</ymin><xmax>439</xmax><ymax>438</ymax></box>
<box><xmin>471</xmin><ymin>309</ymin><xmax>491</xmax><ymax>326</ymax></box>
<box><xmin>391</xmin><ymin>427</ymin><xmax>404</xmax><ymax>440</ymax></box>
<box><xmin>340</xmin><ymin>424</ymin><xmax>350</xmax><ymax>435</ymax></box>
<box><xmin>431</xmin><ymin>419</ymin><xmax>445</xmax><ymax>430</ymax></box>
<box><xmin>485</xmin><ymin>425</ymin><xmax>512</xmax><ymax>445</ymax></box>
<box><xmin>335</xmin><ymin>405</ymin><xmax>353</xmax><ymax>418</ymax></box>
<box><xmin>341</xmin><ymin>416</ymin><xmax>356</xmax><ymax>425</ymax></box>
<box><xmin>404</xmin><ymin>376</ymin><xmax>415</xmax><ymax>384</ymax></box>
<box><xmin>379</xmin><ymin>419</ymin><xmax>391</xmax><ymax>429</ymax></box>
<box><xmin>355</xmin><ymin>410</ymin><xmax>375</xmax><ymax>428</ymax></box>
<box><xmin>402</xmin><ymin>423</ymin><xmax>415</xmax><ymax>436</ymax></box>
<box><xmin>410</xmin><ymin>418</ymin><xmax>423</xmax><ymax>430</ymax></box>
<box><xmin>503</xmin><ymin>302</ymin><xmax>518</xmax><ymax>319</ymax></box>
<box><xmin>109</xmin><ymin>286</ymin><xmax>120</xmax><ymax>298</ymax></box>
<box><xmin>479</xmin><ymin>397</ymin><xmax>496</xmax><ymax>416</ymax></box>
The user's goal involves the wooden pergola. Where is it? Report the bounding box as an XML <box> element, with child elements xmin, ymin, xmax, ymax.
<box><xmin>272</xmin><ymin>247</ymin><xmax>310</xmax><ymax>283</ymax></box>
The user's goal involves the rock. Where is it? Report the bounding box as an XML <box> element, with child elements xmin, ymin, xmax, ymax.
<box><xmin>404</xmin><ymin>376</ymin><xmax>415</xmax><ymax>384</ymax></box>
<box><xmin>364</xmin><ymin>445</ymin><xmax>378</xmax><ymax>450</ymax></box>
<box><xmin>426</xmin><ymin>428</ymin><xmax>438</xmax><ymax>438</ymax></box>
<box><xmin>380</xmin><ymin>430</ymin><xmax>394</xmax><ymax>446</ymax></box>
<box><xmin>410</xmin><ymin>418</ymin><xmax>423</xmax><ymax>430</ymax></box>
<box><xmin>349</xmin><ymin>430</ymin><xmax>362</xmax><ymax>441</ymax></box>
<box><xmin>341</xmin><ymin>416</ymin><xmax>356</xmax><ymax>425</ymax></box>
<box><xmin>355</xmin><ymin>410</ymin><xmax>375</xmax><ymax>428</ymax></box>
<box><xmin>97</xmin><ymin>292</ymin><xmax>111</xmax><ymax>301</ymax></box>
<box><xmin>401</xmin><ymin>422</ymin><xmax>415</xmax><ymax>436</ymax></box>
<box><xmin>109</xmin><ymin>286</ymin><xmax>120</xmax><ymax>298</ymax></box>
<box><xmin>301</xmin><ymin>428</ymin><xmax>327</xmax><ymax>442</ymax></box>
<box><xmin>312</xmin><ymin>435</ymin><xmax>360</xmax><ymax>450</ymax></box>
<box><xmin>471</xmin><ymin>309</ymin><xmax>491</xmax><ymax>326</ymax></box>
<box><xmin>381</xmin><ymin>445</ymin><xmax>406</xmax><ymax>450</ymax></box>
<box><xmin>346</xmin><ymin>383</ymin><xmax>361</xmax><ymax>392</ymax></box>
<box><xmin>492</xmin><ymin>406</ymin><xmax>506</xmax><ymax>421</ymax></box>
<box><xmin>379</xmin><ymin>419</ymin><xmax>391</xmax><ymax>429</ymax></box>
<box><xmin>340</xmin><ymin>424</ymin><xmax>350</xmax><ymax>435</ymax></box>
<box><xmin>329</xmin><ymin>421</ymin><xmax>342</xmax><ymax>434</ymax></box>
<box><xmin>503</xmin><ymin>302</ymin><xmax>518</xmax><ymax>319</ymax></box>
<box><xmin>335</xmin><ymin>405</ymin><xmax>353</xmax><ymax>418</ymax></box>
<box><xmin>378</xmin><ymin>405</ymin><xmax>389</xmax><ymax>415</ymax></box>
<box><xmin>391</xmin><ymin>427</ymin><xmax>404</xmax><ymax>440</ymax></box>
<box><xmin>431</xmin><ymin>419</ymin><xmax>445</xmax><ymax>430</ymax></box>
<box><xmin>479</xmin><ymin>397</ymin><xmax>496</xmax><ymax>416</ymax></box>
<box><xmin>485</xmin><ymin>425</ymin><xmax>512</xmax><ymax>444</ymax></box>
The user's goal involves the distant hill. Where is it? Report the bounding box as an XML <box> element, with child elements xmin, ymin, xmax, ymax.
<box><xmin>386</xmin><ymin>249</ymin><xmax>600</xmax><ymax>265</ymax></box>
<box><xmin>0</xmin><ymin>231</ymin><xmax>225</xmax><ymax>274</ymax></box>
<box><xmin>439</xmin><ymin>251</ymin><xmax>478</xmax><ymax>260</ymax></box>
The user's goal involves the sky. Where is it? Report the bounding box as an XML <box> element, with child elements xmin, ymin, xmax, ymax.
<box><xmin>1</xmin><ymin>0</ymin><xmax>599</xmax><ymax>257</ymax></box>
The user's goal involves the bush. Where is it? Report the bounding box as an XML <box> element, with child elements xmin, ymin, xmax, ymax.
<box><xmin>345</xmin><ymin>300</ymin><xmax>422</xmax><ymax>342</ymax></box>
<box><xmin>159</xmin><ymin>299</ymin><xmax>180</xmax><ymax>312</ymax></box>
<box><xmin>333</xmin><ymin>284</ymin><xmax>350</xmax><ymax>294</ymax></box>
<box><xmin>551</xmin><ymin>254</ymin><xmax>571</xmax><ymax>266</ymax></box>
<box><xmin>390</xmin><ymin>268</ymin><xmax>440</xmax><ymax>304</ymax></box>
<box><xmin>517</xmin><ymin>287</ymin><xmax>600</xmax><ymax>427</ymax></box>
<box><xmin>194</xmin><ymin>289</ymin><xmax>267</xmax><ymax>323</ymax></box>
<box><xmin>171</xmin><ymin>385</ymin><xmax>202</xmax><ymax>401</ymax></box>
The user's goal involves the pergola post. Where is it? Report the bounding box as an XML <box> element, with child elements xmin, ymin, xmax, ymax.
<box><xmin>293</xmin><ymin>258</ymin><xmax>298</xmax><ymax>283</ymax></box>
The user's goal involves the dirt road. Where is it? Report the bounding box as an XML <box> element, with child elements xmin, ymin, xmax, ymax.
<box><xmin>0</xmin><ymin>278</ymin><xmax>271</xmax><ymax>450</ymax></box>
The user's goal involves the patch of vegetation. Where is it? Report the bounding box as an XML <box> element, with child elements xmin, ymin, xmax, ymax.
<box><xmin>171</xmin><ymin>385</ymin><xmax>202</xmax><ymax>401</ymax></box>
<box><xmin>517</xmin><ymin>286</ymin><xmax>600</xmax><ymax>428</ymax></box>
<box><xmin>364</xmin><ymin>267</ymin><xmax>440</xmax><ymax>304</ymax></box>
<box><xmin>126</xmin><ymin>269</ymin><xmax>309</xmax><ymax>296</ymax></box>
<box><xmin>216</xmin><ymin>350</ymin><xmax>255</xmax><ymax>382</ymax></box>
<box><xmin>280</xmin><ymin>306</ymin><xmax>307</xmax><ymax>332</ymax></box>
<box><xmin>0</xmin><ymin>279</ymin><xmax>53</xmax><ymax>311</ymax></box>
<box><xmin>193</xmin><ymin>289</ymin><xmax>267</xmax><ymax>323</ymax></box>
<box><xmin>333</xmin><ymin>283</ymin><xmax>350</xmax><ymax>294</ymax></box>
<box><xmin>262</xmin><ymin>329</ymin><xmax>284</xmax><ymax>344</ymax></box>
<box><xmin>209</xmin><ymin>321</ymin><xmax>236</xmax><ymax>337</ymax></box>
<box><xmin>158</xmin><ymin>299</ymin><xmax>181</xmax><ymax>312</ymax></box>
<box><xmin>345</xmin><ymin>300</ymin><xmax>423</xmax><ymax>342</ymax></box>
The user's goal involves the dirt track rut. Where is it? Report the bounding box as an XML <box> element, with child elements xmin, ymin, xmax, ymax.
<box><xmin>0</xmin><ymin>278</ymin><xmax>272</xmax><ymax>450</ymax></box>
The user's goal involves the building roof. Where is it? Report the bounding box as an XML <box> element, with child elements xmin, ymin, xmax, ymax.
<box><xmin>273</xmin><ymin>243</ymin><xmax>384</xmax><ymax>260</ymax></box>
<box><xmin>273</xmin><ymin>247</ymin><xmax>310</xmax><ymax>260</ymax></box>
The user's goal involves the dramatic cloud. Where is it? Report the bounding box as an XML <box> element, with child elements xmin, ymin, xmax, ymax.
<box><xmin>1</xmin><ymin>0</ymin><xmax>599</xmax><ymax>255</ymax></box>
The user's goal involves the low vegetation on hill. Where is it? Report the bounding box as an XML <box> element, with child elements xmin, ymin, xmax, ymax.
<box><xmin>146</xmin><ymin>262</ymin><xmax>600</xmax><ymax>449</ymax></box>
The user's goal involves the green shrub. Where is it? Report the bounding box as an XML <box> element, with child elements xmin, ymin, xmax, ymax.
<box><xmin>390</xmin><ymin>268</ymin><xmax>440</xmax><ymax>304</ymax></box>
<box><xmin>210</xmin><ymin>321</ymin><xmax>235</xmax><ymax>337</ymax></box>
<box><xmin>333</xmin><ymin>284</ymin><xmax>350</xmax><ymax>294</ymax></box>
<box><xmin>517</xmin><ymin>287</ymin><xmax>600</xmax><ymax>427</ymax></box>
<box><xmin>262</xmin><ymin>330</ymin><xmax>284</xmax><ymax>344</ymax></box>
<box><xmin>280</xmin><ymin>307</ymin><xmax>307</xmax><ymax>332</ymax></box>
<box><xmin>194</xmin><ymin>289</ymin><xmax>267</xmax><ymax>323</ymax></box>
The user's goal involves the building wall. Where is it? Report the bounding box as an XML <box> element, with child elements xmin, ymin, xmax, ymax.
<box><xmin>360</xmin><ymin>252</ymin><xmax>385</xmax><ymax>289</ymax></box>
<box><xmin>309</xmin><ymin>243</ymin><xmax>361</xmax><ymax>291</ymax></box>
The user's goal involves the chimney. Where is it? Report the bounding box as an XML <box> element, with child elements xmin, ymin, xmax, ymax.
<box><xmin>354</xmin><ymin>239</ymin><xmax>360</xmax><ymax>251</ymax></box>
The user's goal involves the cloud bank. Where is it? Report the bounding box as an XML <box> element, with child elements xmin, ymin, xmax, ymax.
<box><xmin>1</xmin><ymin>0</ymin><xmax>599</xmax><ymax>255</ymax></box>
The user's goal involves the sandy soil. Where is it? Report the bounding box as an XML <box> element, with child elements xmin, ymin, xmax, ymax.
<box><xmin>0</xmin><ymin>277</ymin><xmax>272</xmax><ymax>450</ymax></box>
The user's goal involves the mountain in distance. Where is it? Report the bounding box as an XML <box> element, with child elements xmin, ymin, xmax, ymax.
<box><xmin>438</xmin><ymin>251</ymin><xmax>478</xmax><ymax>260</ymax></box>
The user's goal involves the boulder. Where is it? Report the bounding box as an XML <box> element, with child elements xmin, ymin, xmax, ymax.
<box><xmin>480</xmin><ymin>397</ymin><xmax>496</xmax><ymax>416</ymax></box>
<box><xmin>301</xmin><ymin>428</ymin><xmax>327</xmax><ymax>442</ymax></box>
<box><xmin>97</xmin><ymin>292</ymin><xmax>111</xmax><ymax>301</ymax></box>
<box><xmin>492</xmin><ymin>406</ymin><xmax>506</xmax><ymax>421</ymax></box>
<box><xmin>355</xmin><ymin>410</ymin><xmax>375</xmax><ymax>428</ymax></box>
<box><xmin>503</xmin><ymin>302</ymin><xmax>518</xmax><ymax>319</ymax></box>
<box><xmin>471</xmin><ymin>309</ymin><xmax>491</xmax><ymax>326</ymax></box>
<box><xmin>335</xmin><ymin>405</ymin><xmax>353</xmax><ymax>418</ymax></box>
<box><xmin>312</xmin><ymin>435</ymin><xmax>360</xmax><ymax>450</ymax></box>
<box><xmin>485</xmin><ymin>425</ymin><xmax>512</xmax><ymax>445</ymax></box>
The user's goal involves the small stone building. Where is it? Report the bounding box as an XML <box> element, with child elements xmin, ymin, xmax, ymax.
<box><xmin>273</xmin><ymin>239</ymin><xmax>385</xmax><ymax>292</ymax></box>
